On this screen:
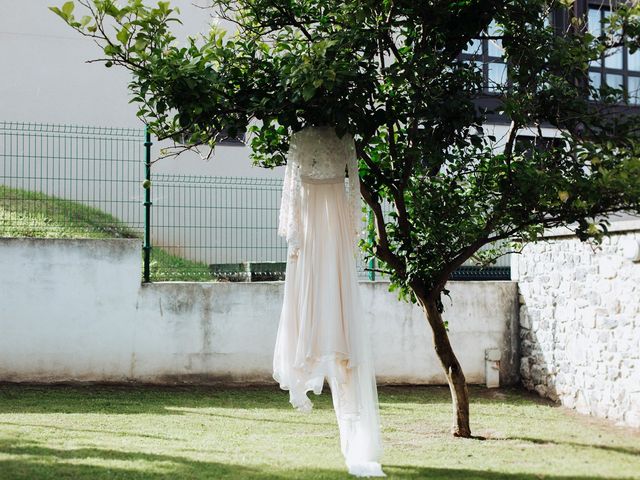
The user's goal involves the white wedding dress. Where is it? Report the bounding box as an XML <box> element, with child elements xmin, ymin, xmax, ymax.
<box><xmin>273</xmin><ymin>126</ymin><xmax>385</xmax><ymax>477</ymax></box>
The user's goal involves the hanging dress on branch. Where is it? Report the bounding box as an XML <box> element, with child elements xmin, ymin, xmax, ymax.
<box><xmin>273</xmin><ymin>126</ymin><xmax>385</xmax><ymax>477</ymax></box>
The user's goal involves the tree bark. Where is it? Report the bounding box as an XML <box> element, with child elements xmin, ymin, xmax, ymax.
<box><xmin>419</xmin><ymin>296</ymin><xmax>471</xmax><ymax>438</ymax></box>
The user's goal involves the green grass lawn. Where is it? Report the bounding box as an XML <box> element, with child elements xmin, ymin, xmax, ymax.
<box><xmin>148</xmin><ymin>247</ymin><xmax>214</xmax><ymax>282</ymax></box>
<box><xmin>0</xmin><ymin>385</ymin><xmax>638</xmax><ymax>480</ymax></box>
<box><xmin>0</xmin><ymin>185</ymin><xmax>214</xmax><ymax>281</ymax></box>
<box><xmin>0</xmin><ymin>185</ymin><xmax>139</xmax><ymax>239</ymax></box>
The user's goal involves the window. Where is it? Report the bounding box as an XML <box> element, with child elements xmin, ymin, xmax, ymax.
<box><xmin>515</xmin><ymin>135</ymin><xmax>566</xmax><ymax>158</ymax></box>
<box><xmin>461</xmin><ymin>21</ymin><xmax>508</xmax><ymax>93</ymax></box>
<box><xmin>459</xmin><ymin>6</ymin><xmax>640</xmax><ymax>105</ymax></box>
<box><xmin>588</xmin><ymin>5</ymin><xmax>640</xmax><ymax>104</ymax></box>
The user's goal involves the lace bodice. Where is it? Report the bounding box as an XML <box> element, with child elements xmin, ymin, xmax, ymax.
<box><xmin>288</xmin><ymin>126</ymin><xmax>356</xmax><ymax>180</ymax></box>
<box><xmin>278</xmin><ymin>126</ymin><xmax>361</xmax><ymax>256</ymax></box>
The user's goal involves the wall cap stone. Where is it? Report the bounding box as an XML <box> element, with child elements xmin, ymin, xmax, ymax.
<box><xmin>543</xmin><ymin>219</ymin><xmax>640</xmax><ymax>239</ymax></box>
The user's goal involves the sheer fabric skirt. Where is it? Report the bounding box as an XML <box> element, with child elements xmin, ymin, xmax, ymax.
<box><xmin>273</xmin><ymin>178</ymin><xmax>384</xmax><ymax>476</ymax></box>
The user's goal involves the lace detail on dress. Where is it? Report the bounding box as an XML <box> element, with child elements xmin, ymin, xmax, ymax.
<box><xmin>278</xmin><ymin>143</ymin><xmax>302</xmax><ymax>257</ymax></box>
<box><xmin>278</xmin><ymin>126</ymin><xmax>360</xmax><ymax>257</ymax></box>
<box><xmin>290</xmin><ymin>126</ymin><xmax>352</xmax><ymax>180</ymax></box>
<box><xmin>344</xmin><ymin>135</ymin><xmax>361</xmax><ymax>243</ymax></box>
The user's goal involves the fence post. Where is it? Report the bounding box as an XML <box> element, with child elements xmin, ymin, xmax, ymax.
<box><xmin>367</xmin><ymin>208</ymin><xmax>376</xmax><ymax>281</ymax></box>
<box><xmin>142</xmin><ymin>126</ymin><xmax>153</xmax><ymax>283</ymax></box>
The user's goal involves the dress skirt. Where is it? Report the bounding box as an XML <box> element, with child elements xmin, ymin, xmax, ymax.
<box><xmin>273</xmin><ymin>177</ymin><xmax>384</xmax><ymax>477</ymax></box>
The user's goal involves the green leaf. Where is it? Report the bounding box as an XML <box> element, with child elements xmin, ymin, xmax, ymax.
<box><xmin>116</xmin><ymin>27</ymin><xmax>130</xmax><ymax>44</ymax></box>
<box><xmin>558</xmin><ymin>191</ymin><xmax>570</xmax><ymax>203</ymax></box>
<box><xmin>134</xmin><ymin>38</ymin><xmax>148</xmax><ymax>51</ymax></box>
<box><xmin>101</xmin><ymin>1</ymin><xmax>121</xmax><ymax>18</ymax></box>
<box><xmin>103</xmin><ymin>44</ymin><xmax>121</xmax><ymax>56</ymax></box>
<box><xmin>80</xmin><ymin>15</ymin><xmax>92</xmax><ymax>27</ymax></box>
<box><xmin>302</xmin><ymin>85</ymin><xmax>315</xmax><ymax>101</ymax></box>
<box><xmin>61</xmin><ymin>1</ymin><xmax>74</xmax><ymax>16</ymax></box>
<box><xmin>49</xmin><ymin>7</ymin><xmax>65</xmax><ymax>21</ymax></box>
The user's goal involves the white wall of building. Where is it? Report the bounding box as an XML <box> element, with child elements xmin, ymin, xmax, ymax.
<box><xmin>0</xmin><ymin>238</ymin><xmax>519</xmax><ymax>385</ymax></box>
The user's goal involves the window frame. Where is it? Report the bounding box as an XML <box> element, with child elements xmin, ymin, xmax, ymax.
<box><xmin>585</xmin><ymin>1</ymin><xmax>640</xmax><ymax>105</ymax></box>
<box><xmin>460</xmin><ymin>0</ymin><xmax>640</xmax><ymax>123</ymax></box>
<box><xmin>460</xmin><ymin>20</ymin><xmax>508</xmax><ymax>94</ymax></box>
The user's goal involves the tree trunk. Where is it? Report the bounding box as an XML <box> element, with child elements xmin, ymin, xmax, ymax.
<box><xmin>419</xmin><ymin>296</ymin><xmax>471</xmax><ymax>438</ymax></box>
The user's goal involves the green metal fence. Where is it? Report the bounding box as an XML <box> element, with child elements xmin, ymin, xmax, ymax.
<box><xmin>0</xmin><ymin>121</ymin><xmax>510</xmax><ymax>282</ymax></box>
<box><xmin>0</xmin><ymin>121</ymin><xmax>293</xmax><ymax>281</ymax></box>
<box><xmin>148</xmin><ymin>173</ymin><xmax>288</xmax><ymax>281</ymax></box>
<box><xmin>0</xmin><ymin>121</ymin><xmax>144</xmax><ymax>239</ymax></box>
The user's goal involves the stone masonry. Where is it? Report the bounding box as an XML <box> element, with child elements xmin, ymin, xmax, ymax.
<box><xmin>515</xmin><ymin>226</ymin><xmax>640</xmax><ymax>428</ymax></box>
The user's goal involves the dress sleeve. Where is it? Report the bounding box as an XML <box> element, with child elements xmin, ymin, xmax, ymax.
<box><xmin>344</xmin><ymin>134</ymin><xmax>362</xmax><ymax>243</ymax></box>
<box><xmin>278</xmin><ymin>137</ymin><xmax>302</xmax><ymax>257</ymax></box>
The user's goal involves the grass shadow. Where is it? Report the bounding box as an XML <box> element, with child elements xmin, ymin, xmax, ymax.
<box><xmin>0</xmin><ymin>383</ymin><xmax>312</xmax><ymax>414</ymax></box>
<box><xmin>511</xmin><ymin>436</ymin><xmax>640</xmax><ymax>458</ymax></box>
<box><xmin>384</xmin><ymin>464</ymin><xmax>633</xmax><ymax>480</ymax></box>
<box><xmin>0</xmin><ymin>441</ymin><xmax>633</xmax><ymax>480</ymax></box>
<box><xmin>380</xmin><ymin>385</ymin><xmax>557</xmax><ymax>407</ymax></box>
<box><xmin>0</xmin><ymin>441</ymin><xmax>289</xmax><ymax>480</ymax></box>
<box><xmin>0</xmin><ymin>383</ymin><xmax>560</xmax><ymax>416</ymax></box>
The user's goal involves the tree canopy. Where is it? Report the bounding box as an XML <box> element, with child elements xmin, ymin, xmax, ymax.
<box><xmin>53</xmin><ymin>0</ymin><xmax>640</xmax><ymax>437</ymax></box>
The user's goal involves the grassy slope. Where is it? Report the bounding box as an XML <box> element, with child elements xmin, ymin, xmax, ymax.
<box><xmin>149</xmin><ymin>247</ymin><xmax>213</xmax><ymax>282</ymax></box>
<box><xmin>0</xmin><ymin>185</ymin><xmax>139</xmax><ymax>239</ymax></box>
<box><xmin>0</xmin><ymin>385</ymin><xmax>638</xmax><ymax>480</ymax></box>
<box><xmin>0</xmin><ymin>185</ymin><xmax>213</xmax><ymax>281</ymax></box>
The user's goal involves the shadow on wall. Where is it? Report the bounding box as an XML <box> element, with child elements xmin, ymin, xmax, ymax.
<box><xmin>518</xmin><ymin>295</ymin><xmax>560</xmax><ymax>402</ymax></box>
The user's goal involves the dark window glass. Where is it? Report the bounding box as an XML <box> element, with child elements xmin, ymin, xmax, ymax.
<box><xmin>515</xmin><ymin>135</ymin><xmax>566</xmax><ymax>157</ymax></box>
<box><xmin>588</xmin><ymin>5</ymin><xmax>640</xmax><ymax>105</ymax></box>
<box><xmin>460</xmin><ymin>21</ymin><xmax>508</xmax><ymax>93</ymax></box>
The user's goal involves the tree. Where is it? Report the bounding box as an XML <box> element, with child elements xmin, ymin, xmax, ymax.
<box><xmin>53</xmin><ymin>0</ymin><xmax>640</xmax><ymax>437</ymax></box>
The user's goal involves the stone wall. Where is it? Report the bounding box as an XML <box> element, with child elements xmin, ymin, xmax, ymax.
<box><xmin>515</xmin><ymin>223</ymin><xmax>640</xmax><ymax>428</ymax></box>
<box><xmin>0</xmin><ymin>238</ymin><xmax>519</xmax><ymax>386</ymax></box>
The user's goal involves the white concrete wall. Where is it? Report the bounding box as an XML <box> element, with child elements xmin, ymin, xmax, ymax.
<box><xmin>515</xmin><ymin>222</ymin><xmax>640</xmax><ymax>428</ymax></box>
<box><xmin>0</xmin><ymin>238</ymin><xmax>519</xmax><ymax>385</ymax></box>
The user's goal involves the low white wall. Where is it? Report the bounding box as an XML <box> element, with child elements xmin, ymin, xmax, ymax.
<box><xmin>0</xmin><ymin>238</ymin><xmax>518</xmax><ymax>385</ymax></box>
<box><xmin>515</xmin><ymin>224</ymin><xmax>640</xmax><ymax>428</ymax></box>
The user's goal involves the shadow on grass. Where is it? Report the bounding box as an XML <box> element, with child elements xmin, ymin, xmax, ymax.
<box><xmin>0</xmin><ymin>383</ymin><xmax>557</xmax><ymax>418</ymax></box>
<box><xmin>511</xmin><ymin>436</ymin><xmax>640</xmax><ymax>458</ymax></box>
<box><xmin>0</xmin><ymin>441</ymin><xmax>631</xmax><ymax>480</ymax></box>
<box><xmin>384</xmin><ymin>464</ymin><xmax>631</xmax><ymax>480</ymax></box>
<box><xmin>0</xmin><ymin>441</ymin><xmax>283</xmax><ymax>480</ymax></box>
<box><xmin>0</xmin><ymin>421</ymin><xmax>187</xmax><ymax>442</ymax></box>
<box><xmin>172</xmin><ymin>409</ymin><xmax>333</xmax><ymax>426</ymax></box>
<box><xmin>0</xmin><ymin>384</ymin><xmax>312</xmax><ymax>414</ymax></box>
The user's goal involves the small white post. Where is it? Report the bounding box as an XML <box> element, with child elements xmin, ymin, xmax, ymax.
<box><xmin>485</xmin><ymin>348</ymin><xmax>501</xmax><ymax>388</ymax></box>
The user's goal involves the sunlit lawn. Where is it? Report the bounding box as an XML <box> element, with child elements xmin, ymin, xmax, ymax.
<box><xmin>0</xmin><ymin>385</ymin><xmax>638</xmax><ymax>479</ymax></box>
